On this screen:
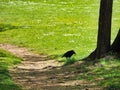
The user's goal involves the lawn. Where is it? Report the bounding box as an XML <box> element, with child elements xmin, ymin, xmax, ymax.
<box><xmin>0</xmin><ymin>0</ymin><xmax>120</xmax><ymax>89</ymax></box>
<box><xmin>0</xmin><ymin>0</ymin><xmax>119</xmax><ymax>60</ymax></box>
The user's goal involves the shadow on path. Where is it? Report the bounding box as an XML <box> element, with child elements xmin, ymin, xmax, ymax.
<box><xmin>0</xmin><ymin>44</ymin><xmax>102</xmax><ymax>90</ymax></box>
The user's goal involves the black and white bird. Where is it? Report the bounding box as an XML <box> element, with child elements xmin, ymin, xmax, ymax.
<box><xmin>62</xmin><ymin>50</ymin><xmax>76</xmax><ymax>59</ymax></box>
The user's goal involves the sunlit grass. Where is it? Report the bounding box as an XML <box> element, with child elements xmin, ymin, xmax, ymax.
<box><xmin>0</xmin><ymin>0</ymin><xmax>119</xmax><ymax>60</ymax></box>
<box><xmin>0</xmin><ymin>0</ymin><xmax>100</xmax><ymax>60</ymax></box>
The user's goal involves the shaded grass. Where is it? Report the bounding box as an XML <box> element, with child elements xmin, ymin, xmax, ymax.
<box><xmin>76</xmin><ymin>58</ymin><xmax>120</xmax><ymax>89</ymax></box>
<box><xmin>63</xmin><ymin>58</ymin><xmax>77</xmax><ymax>66</ymax></box>
<box><xmin>0</xmin><ymin>49</ymin><xmax>22</xmax><ymax>90</ymax></box>
<box><xmin>98</xmin><ymin>59</ymin><xmax>120</xmax><ymax>89</ymax></box>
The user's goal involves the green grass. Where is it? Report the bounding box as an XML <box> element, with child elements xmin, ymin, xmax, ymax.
<box><xmin>0</xmin><ymin>0</ymin><xmax>120</xmax><ymax>89</ymax></box>
<box><xmin>76</xmin><ymin>58</ymin><xmax>120</xmax><ymax>89</ymax></box>
<box><xmin>0</xmin><ymin>49</ymin><xmax>22</xmax><ymax>90</ymax></box>
<box><xmin>0</xmin><ymin>0</ymin><xmax>119</xmax><ymax>60</ymax></box>
<box><xmin>0</xmin><ymin>0</ymin><xmax>98</xmax><ymax>60</ymax></box>
<box><xmin>98</xmin><ymin>59</ymin><xmax>120</xmax><ymax>89</ymax></box>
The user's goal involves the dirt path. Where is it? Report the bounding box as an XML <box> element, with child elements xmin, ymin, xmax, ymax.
<box><xmin>0</xmin><ymin>44</ymin><xmax>102</xmax><ymax>90</ymax></box>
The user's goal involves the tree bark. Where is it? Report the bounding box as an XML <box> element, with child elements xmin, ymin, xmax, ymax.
<box><xmin>96</xmin><ymin>0</ymin><xmax>113</xmax><ymax>59</ymax></box>
<box><xmin>111</xmin><ymin>28</ymin><xmax>120</xmax><ymax>52</ymax></box>
<box><xmin>86</xmin><ymin>0</ymin><xmax>113</xmax><ymax>60</ymax></box>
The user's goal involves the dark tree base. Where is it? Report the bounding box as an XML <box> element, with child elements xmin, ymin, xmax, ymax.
<box><xmin>85</xmin><ymin>29</ymin><xmax>120</xmax><ymax>60</ymax></box>
<box><xmin>83</xmin><ymin>49</ymin><xmax>97</xmax><ymax>61</ymax></box>
<box><xmin>111</xmin><ymin>29</ymin><xmax>120</xmax><ymax>52</ymax></box>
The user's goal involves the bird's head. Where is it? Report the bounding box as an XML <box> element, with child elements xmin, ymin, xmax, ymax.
<box><xmin>71</xmin><ymin>50</ymin><xmax>76</xmax><ymax>54</ymax></box>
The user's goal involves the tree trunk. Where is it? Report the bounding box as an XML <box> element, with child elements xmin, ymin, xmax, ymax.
<box><xmin>111</xmin><ymin>28</ymin><xmax>120</xmax><ymax>52</ymax></box>
<box><xmin>96</xmin><ymin>0</ymin><xmax>113</xmax><ymax>59</ymax></box>
<box><xmin>86</xmin><ymin>0</ymin><xmax>113</xmax><ymax>60</ymax></box>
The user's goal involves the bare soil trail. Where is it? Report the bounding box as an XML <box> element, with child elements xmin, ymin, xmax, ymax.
<box><xmin>0</xmin><ymin>44</ymin><xmax>102</xmax><ymax>90</ymax></box>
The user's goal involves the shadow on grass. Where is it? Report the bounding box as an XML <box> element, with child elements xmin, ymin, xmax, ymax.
<box><xmin>97</xmin><ymin>65</ymin><xmax>120</xmax><ymax>90</ymax></box>
<box><xmin>49</xmin><ymin>54</ymin><xmax>78</xmax><ymax>66</ymax></box>
<box><xmin>0</xmin><ymin>68</ymin><xmax>22</xmax><ymax>90</ymax></box>
<box><xmin>0</xmin><ymin>24</ymin><xmax>19</xmax><ymax>32</ymax></box>
<box><xmin>78</xmin><ymin>59</ymin><xmax>120</xmax><ymax>90</ymax></box>
<box><xmin>0</xmin><ymin>23</ymin><xmax>32</xmax><ymax>32</ymax></box>
<box><xmin>0</xmin><ymin>49</ymin><xmax>22</xmax><ymax>90</ymax></box>
<box><xmin>63</xmin><ymin>58</ymin><xmax>77</xmax><ymax>66</ymax></box>
<box><xmin>0</xmin><ymin>84</ymin><xmax>21</xmax><ymax>90</ymax></box>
